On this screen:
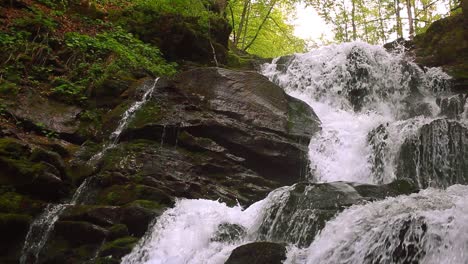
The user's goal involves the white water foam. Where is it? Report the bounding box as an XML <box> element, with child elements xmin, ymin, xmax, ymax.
<box><xmin>262</xmin><ymin>42</ymin><xmax>450</xmax><ymax>184</ymax></box>
<box><xmin>285</xmin><ymin>185</ymin><xmax>468</xmax><ymax>264</ymax></box>
<box><xmin>121</xmin><ymin>42</ymin><xmax>457</xmax><ymax>264</ymax></box>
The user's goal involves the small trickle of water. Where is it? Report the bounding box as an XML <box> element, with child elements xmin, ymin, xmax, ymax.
<box><xmin>20</xmin><ymin>177</ymin><xmax>94</xmax><ymax>264</ymax></box>
<box><xmin>20</xmin><ymin>204</ymin><xmax>69</xmax><ymax>264</ymax></box>
<box><xmin>89</xmin><ymin>78</ymin><xmax>160</xmax><ymax>164</ymax></box>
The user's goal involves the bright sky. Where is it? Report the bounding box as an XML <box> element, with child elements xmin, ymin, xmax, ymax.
<box><xmin>292</xmin><ymin>2</ymin><xmax>451</xmax><ymax>47</ymax></box>
<box><xmin>292</xmin><ymin>3</ymin><xmax>333</xmax><ymax>45</ymax></box>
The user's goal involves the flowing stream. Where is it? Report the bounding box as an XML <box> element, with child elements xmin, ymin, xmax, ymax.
<box><xmin>20</xmin><ymin>78</ymin><xmax>160</xmax><ymax>264</ymax></box>
<box><xmin>121</xmin><ymin>42</ymin><xmax>468</xmax><ymax>264</ymax></box>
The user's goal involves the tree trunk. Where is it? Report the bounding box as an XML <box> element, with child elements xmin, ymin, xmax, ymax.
<box><xmin>241</xmin><ymin>0</ymin><xmax>252</xmax><ymax>49</ymax></box>
<box><xmin>352</xmin><ymin>0</ymin><xmax>357</xmax><ymax>40</ymax></box>
<box><xmin>378</xmin><ymin>0</ymin><xmax>387</xmax><ymax>43</ymax></box>
<box><xmin>243</xmin><ymin>0</ymin><xmax>277</xmax><ymax>51</ymax></box>
<box><xmin>395</xmin><ymin>0</ymin><xmax>403</xmax><ymax>38</ymax></box>
<box><xmin>406</xmin><ymin>0</ymin><xmax>415</xmax><ymax>38</ymax></box>
<box><xmin>343</xmin><ymin>0</ymin><xmax>349</xmax><ymax>41</ymax></box>
<box><xmin>235</xmin><ymin>0</ymin><xmax>250</xmax><ymax>46</ymax></box>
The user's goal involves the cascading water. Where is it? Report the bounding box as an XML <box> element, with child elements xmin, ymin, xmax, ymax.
<box><xmin>262</xmin><ymin>42</ymin><xmax>450</xmax><ymax>184</ymax></box>
<box><xmin>285</xmin><ymin>185</ymin><xmax>468</xmax><ymax>264</ymax></box>
<box><xmin>122</xmin><ymin>42</ymin><xmax>467</xmax><ymax>264</ymax></box>
<box><xmin>20</xmin><ymin>79</ymin><xmax>161</xmax><ymax>264</ymax></box>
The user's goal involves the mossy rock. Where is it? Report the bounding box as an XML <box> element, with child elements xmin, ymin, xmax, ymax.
<box><xmin>226</xmin><ymin>51</ymin><xmax>255</xmax><ymax>70</ymax></box>
<box><xmin>0</xmin><ymin>156</ymin><xmax>46</xmax><ymax>185</ymax></box>
<box><xmin>0</xmin><ymin>138</ymin><xmax>30</xmax><ymax>159</ymax></box>
<box><xmin>108</xmin><ymin>224</ymin><xmax>129</xmax><ymax>241</ymax></box>
<box><xmin>30</xmin><ymin>147</ymin><xmax>66</xmax><ymax>175</ymax></box>
<box><xmin>0</xmin><ymin>213</ymin><xmax>32</xmax><ymax>258</ymax></box>
<box><xmin>0</xmin><ymin>191</ymin><xmax>44</xmax><ymax>215</ymax></box>
<box><xmin>98</xmin><ymin>184</ymin><xmax>172</xmax><ymax>207</ymax></box>
<box><xmin>127</xmin><ymin>199</ymin><xmax>165</xmax><ymax>211</ymax></box>
<box><xmin>414</xmin><ymin>14</ymin><xmax>468</xmax><ymax>69</ymax></box>
<box><xmin>99</xmin><ymin>236</ymin><xmax>139</xmax><ymax>258</ymax></box>
<box><xmin>127</xmin><ymin>101</ymin><xmax>163</xmax><ymax>129</ymax></box>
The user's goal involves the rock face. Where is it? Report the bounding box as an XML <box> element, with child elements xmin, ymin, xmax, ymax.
<box><xmin>397</xmin><ymin>119</ymin><xmax>468</xmax><ymax>188</ymax></box>
<box><xmin>118</xmin><ymin>68</ymin><xmax>320</xmax><ymax>188</ymax></box>
<box><xmin>256</xmin><ymin>180</ymin><xmax>417</xmax><ymax>247</ymax></box>
<box><xmin>27</xmin><ymin>67</ymin><xmax>319</xmax><ymax>263</ymax></box>
<box><xmin>412</xmin><ymin>13</ymin><xmax>468</xmax><ymax>92</ymax></box>
<box><xmin>5</xmin><ymin>89</ymin><xmax>83</xmax><ymax>143</ymax></box>
<box><xmin>225</xmin><ymin>242</ymin><xmax>287</xmax><ymax>264</ymax></box>
<box><xmin>120</xmin><ymin>11</ymin><xmax>231</xmax><ymax>65</ymax></box>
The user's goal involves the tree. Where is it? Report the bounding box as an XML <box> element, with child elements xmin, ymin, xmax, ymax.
<box><xmin>228</xmin><ymin>0</ymin><xmax>306</xmax><ymax>57</ymax></box>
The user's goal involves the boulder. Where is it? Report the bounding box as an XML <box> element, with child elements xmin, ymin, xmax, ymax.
<box><xmin>118</xmin><ymin>9</ymin><xmax>231</xmax><ymax>65</ymax></box>
<box><xmin>99</xmin><ymin>236</ymin><xmax>139</xmax><ymax>259</ymax></box>
<box><xmin>5</xmin><ymin>89</ymin><xmax>83</xmax><ymax>143</ymax></box>
<box><xmin>0</xmin><ymin>213</ymin><xmax>31</xmax><ymax>261</ymax></box>
<box><xmin>411</xmin><ymin>13</ymin><xmax>468</xmax><ymax>92</ymax></box>
<box><xmin>211</xmin><ymin>223</ymin><xmax>246</xmax><ymax>244</ymax></box>
<box><xmin>257</xmin><ymin>180</ymin><xmax>417</xmax><ymax>247</ymax></box>
<box><xmin>225</xmin><ymin>242</ymin><xmax>287</xmax><ymax>264</ymax></box>
<box><xmin>120</xmin><ymin>68</ymin><xmax>320</xmax><ymax>186</ymax></box>
<box><xmin>52</xmin><ymin>220</ymin><xmax>108</xmax><ymax>245</ymax></box>
<box><xmin>397</xmin><ymin>119</ymin><xmax>468</xmax><ymax>188</ymax></box>
<box><xmin>437</xmin><ymin>94</ymin><xmax>467</xmax><ymax>119</ymax></box>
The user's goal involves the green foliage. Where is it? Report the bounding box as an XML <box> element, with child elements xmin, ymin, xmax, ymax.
<box><xmin>65</xmin><ymin>27</ymin><xmax>176</xmax><ymax>81</ymax></box>
<box><xmin>13</xmin><ymin>6</ymin><xmax>57</xmax><ymax>34</ymax></box>
<box><xmin>0</xmin><ymin>81</ymin><xmax>19</xmax><ymax>96</ymax></box>
<box><xmin>116</xmin><ymin>0</ymin><xmax>218</xmax><ymax>30</ymax></box>
<box><xmin>228</xmin><ymin>0</ymin><xmax>305</xmax><ymax>58</ymax></box>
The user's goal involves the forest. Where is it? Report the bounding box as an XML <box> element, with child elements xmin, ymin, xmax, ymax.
<box><xmin>0</xmin><ymin>0</ymin><xmax>467</xmax><ymax>263</ymax></box>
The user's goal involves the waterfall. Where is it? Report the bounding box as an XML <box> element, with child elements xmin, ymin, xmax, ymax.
<box><xmin>122</xmin><ymin>42</ymin><xmax>465</xmax><ymax>264</ymax></box>
<box><xmin>261</xmin><ymin>42</ymin><xmax>450</xmax><ymax>184</ymax></box>
<box><xmin>20</xmin><ymin>79</ymin><xmax>160</xmax><ymax>264</ymax></box>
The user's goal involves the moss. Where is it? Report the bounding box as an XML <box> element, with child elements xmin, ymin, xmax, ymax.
<box><xmin>128</xmin><ymin>199</ymin><xmax>164</xmax><ymax>211</ymax></box>
<box><xmin>414</xmin><ymin>14</ymin><xmax>467</xmax><ymax>68</ymax></box>
<box><xmin>0</xmin><ymin>156</ymin><xmax>46</xmax><ymax>185</ymax></box>
<box><xmin>100</xmin><ymin>236</ymin><xmax>139</xmax><ymax>258</ymax></box>
<box><xmin>0</xmin><ymin>138</ymin><xmax>29</xmax><ymax>159</ymax></box>
<box><xmin>108</xmin><ymin>224</ymin><xmax>129</xmax><ymax>240</ymax></box>
<box><xmin>127</xmin><ymin>101</ymin><xmax>163</xmax><ymax>129</ymax></box>
<box><xmin>0</xmin><ymin>81</ymin><xmax>19</xmax><ymax>96</ymax></box>
<box><xmin>76</xmin><ymin>109</ymin><xmax>104</xmax><ymax>139</ymax></box>
<box><xmin>98</xmin><ymin>183</ymin><xmax>172</xmax><ymax>207</ymax></box>
<box><xmin>0</xmin><ymin>213</ymin><xmax>31</xmax><ymax>227</ymax></box>
<box><xmin>226</xmin><ymin>51</ymin><xmax>255</xmax><ymax>70</ymax></box>
<box><xmin>0</xmin><ymin>192</ymin><xmax>22</xmax><ymax>213</ymax></box>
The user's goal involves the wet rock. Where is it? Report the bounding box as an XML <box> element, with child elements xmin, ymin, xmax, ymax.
<box><xmin>120</xmin><ymin>206</ymin><xmax>159</xmax><ymax>237</ymax></box>
<box><xmin>367</xmin><ymin>124</ymin><xmax>390</xmax><ymax>184</ymax></box>
<box><xmin>0</xmin><ymin>213</ymin><xmax>31</xmax><ymax>261</ymax></box>
<box><xmin>411</xmin><ymin>14</ymin><xmax>467</xmax><ymax>92</ymax></box>
<box><xmin>211</xmin><ymin>223</ymin><xmax>246</xmax><ymax>244</ymax></box>
<box><xmin>225</xmin><ymin>242</ymin><xmax>287</xmax><ymax>264</ymax></box>
<box><xmin>5</xmin><ymin>89</ymin><xmax>83</xmax><ymax>143</ymax></box>
<box><xmin>120</xmin><ymin>68</ymin><xmax>320</xmax><ymax>186</ymax></box>
<box><xmin>99</xmin><ymin>236</ymin><xmax>139</xmax><ymax>259</ymax></box>
<box><xmin>257</xmin><ymin>180</ymin><xmax>417</xmax><ymax>247</ymax></box>
<box><xmin>107</xmin><ymin>224</ymin><xmax>129</xmax><ymax>241</ymax></box>
<box><xmin>60</xmin><ymin>205</ymin><xmax>122</xmax><ymax>227</ymax></box>
<box><xmin>397</xmin><ymin>119</ymin><xmax>468</xmax><ymax>188</ymax></box>
<box><xmin>437</xmin><ymin>94</ymin><xmax>467</xmax><ymax>119</ymax></box>
<box><xmin>53</xmin><ymin>220</ymin><xmax>108</xmax><ymax>245</ymax></box>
